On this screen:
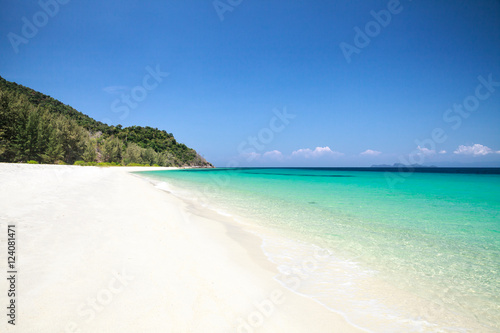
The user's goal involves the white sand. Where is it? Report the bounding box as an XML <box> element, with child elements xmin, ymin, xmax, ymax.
<box><xmin>0</xmin><ymin>163</ymin><xmax>363</xmax><ymax>332</ymax></box>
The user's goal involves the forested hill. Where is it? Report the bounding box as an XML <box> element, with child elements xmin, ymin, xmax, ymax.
<box><xmin>0</xmin><ymin>76</ymin><xmax>213</xmax><ymax>167</ymax></box>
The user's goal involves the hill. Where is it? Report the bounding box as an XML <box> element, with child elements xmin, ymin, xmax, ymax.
<box><xmin>0</xmin><ymin>76</ymin><xmax>212</xmax><ymax>167</ymax></box>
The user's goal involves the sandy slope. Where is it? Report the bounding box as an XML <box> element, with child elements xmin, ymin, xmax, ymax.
<box><xmin>0</xmin><ymin>163</ymin><xmax>363</xmax><ymax>332</ymax></box>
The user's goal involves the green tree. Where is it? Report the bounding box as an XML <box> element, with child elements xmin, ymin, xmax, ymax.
<box><xmin>82</xmin><ymin>137</ymin><xmax>98</xmax><ymax>162</ymax></box>
<box><xmin>141</xmin><ymin>147</ymin><xmax>157</xmax><ymax>166</ymax></box>
<box><xmin>42</xmin><ymin>126</ymin><xmax>64</xmax><ymax>163</ymax></box>
<box><xmin>54</xmin><ymin>116</ymin><xmax>87</xmax><ymax>164</ymax></box>
<box><xmin>0</xmin><ymin>91</ymin><xmax>16</xmax><ymax>161</ymax></box>
<box><xmin>11</xmin><ymin>101</ymin><xmax>39</xmax><ymax>162</ymax></box>
<box><xmin>36</xmin><ymin>110</ymin><xmax>56</xmax><ymax>163</ymax></box>
<box><xmin>123</xmin><ymin>142</ymin><xmax>143</xmax><ymax>165</ymax></box>
<box><xmin>156</xmin><ymin>151</ymin><xmax>176</xmax><ymax>167</ymax></box>
<box><xmin>102</xmin><ymin>136</ymin><xmax>123</xmax><ymax>163</ymax></box>
<box><xmin>0</xmin><ymin>75</ymin><xmax>213</xmax><ymax>167</ymax></box>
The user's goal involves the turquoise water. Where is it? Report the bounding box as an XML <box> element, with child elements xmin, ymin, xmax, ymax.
<box><xmin>138</xmin><ymin>168</ymin><xmax>500</xmax><ymax>332</ymax></box>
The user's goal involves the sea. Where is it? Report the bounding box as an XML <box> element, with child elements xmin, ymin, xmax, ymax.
<box><xmin>137</xmin><ymin>167</ymin><xmax>500</xmax><ymax>332</ymax></box>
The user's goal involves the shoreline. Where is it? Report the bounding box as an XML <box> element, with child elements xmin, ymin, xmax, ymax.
<box><xmin>134</xmin><ymin>167</ymin><xmax>499</xmax><ymax>333</ymax></box>
<box><xmin>0</xmin><ymin>163</ymin><xmax>362</xmax><ymax>332</ymax></box>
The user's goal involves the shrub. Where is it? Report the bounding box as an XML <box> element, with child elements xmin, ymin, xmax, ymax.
<box><xmin>74</xmin><ymin>160</ymin><xmax>86</xmax><ymax>166</ymax></box>
<box><xmin>27</xmin><ymin>160</ymin><xmax>39</xmax><ymax>164</ymax></box>
<box><xmin>97</xmin><ymin>162</ymin><xmax>122</xmax><ymax>167</ymax></box>
<box><xmin>126</xmin><ymin>163</ymin><xmax>147</xmax><ymax>167</ymax></box>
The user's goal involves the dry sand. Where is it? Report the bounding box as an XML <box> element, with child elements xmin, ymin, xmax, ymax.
<box><xmin>0</xmin><ymin>163</ymin><xmax>363</xmax><ymax>332</ymax></box>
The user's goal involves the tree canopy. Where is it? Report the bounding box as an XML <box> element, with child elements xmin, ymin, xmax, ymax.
<box><xmin>0</xmin><ymin>76</ymin><xmax>212</xmax><ymax>167</ymax></box>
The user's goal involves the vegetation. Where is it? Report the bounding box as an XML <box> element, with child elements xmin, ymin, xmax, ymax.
<box><xmin>0</xmin><ymin>76</ymin><xmax>213</xmax><ymax>167</ymax></box>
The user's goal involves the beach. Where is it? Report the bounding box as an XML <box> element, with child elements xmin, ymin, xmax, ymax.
<box><xmin>0</xmin><ymin>163</ymin><xmax>362</xmax><ymax>333</ymax></box>
<box><xmin>133</xmin><ymin>167</ymin><xmax>500</xmax><ymax>332</ymax></box>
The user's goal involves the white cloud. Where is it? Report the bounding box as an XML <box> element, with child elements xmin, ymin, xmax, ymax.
<box><xmin>453</xmin><ymin>144</ymin><xmax>499</xmax><ymax>156</ymax></box>
<box><xmin>291</xmin><ymin>146</ymin><xmax>343</xmax><ymax>158</ymax></box>
<box><xmin>262</xmin><ymin>150</ymin><xmax>283</xmax><ymax>160</ymax></box>
<box><xmin>360</xmin><ymin>149</ymin><xmax>381</xmax><ymax>156</ymax></box>
<box><xmin>291</xmin><ymin>148</ymin><xmax>313</xmax><ymax>157</ymax></box>
<box><xmin>314</xmin><ymin>146</ymin><xmax>339</xmax><ymax>156</ymax></box>
<box><xmin>240</xmin><ymin>152</ymin><xmax>261</xmax><ymax>161</ymax></box>
<box><xmin>417</xmin><ymin>146</ymin><xmax>436</xmax><ymax>155</ymax></box>
<box><xmin>439</xmin><ymin>150</ymin><xmax>446</xmax><ymax>154</ymax></box>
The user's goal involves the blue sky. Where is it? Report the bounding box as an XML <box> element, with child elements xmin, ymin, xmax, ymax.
<box><xmin>1</xmin><ymin>0</ymin><xmax>499</xmax><ymax>167</ymax></box>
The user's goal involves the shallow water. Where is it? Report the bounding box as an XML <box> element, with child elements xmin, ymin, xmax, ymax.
<box><xmin>138</xmin><ymin>168</ymin><xmax>500</xmax><ymax>332</ymax></box>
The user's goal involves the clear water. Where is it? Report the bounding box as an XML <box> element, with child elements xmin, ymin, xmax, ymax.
<box><xmin>138</xmin><ymin>168</ymin><xmax>500</xmax><ymax>332</ymax></box>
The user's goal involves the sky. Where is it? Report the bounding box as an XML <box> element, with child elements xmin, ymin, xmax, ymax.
<box><xmin>1</xmin><ymin>0</ymin><xmax>499</xmax><ymax>167</ymax></box>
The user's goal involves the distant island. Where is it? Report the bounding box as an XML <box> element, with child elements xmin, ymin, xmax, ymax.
<box><xmin>371</xmin><ymin>163</ymin><xmax>437</xmax><ymax>168</ymax></box>
<box><xmin>0</xmin><ymin>76</ymin><xmax>213</xmax><ymax>167</ymax></box>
